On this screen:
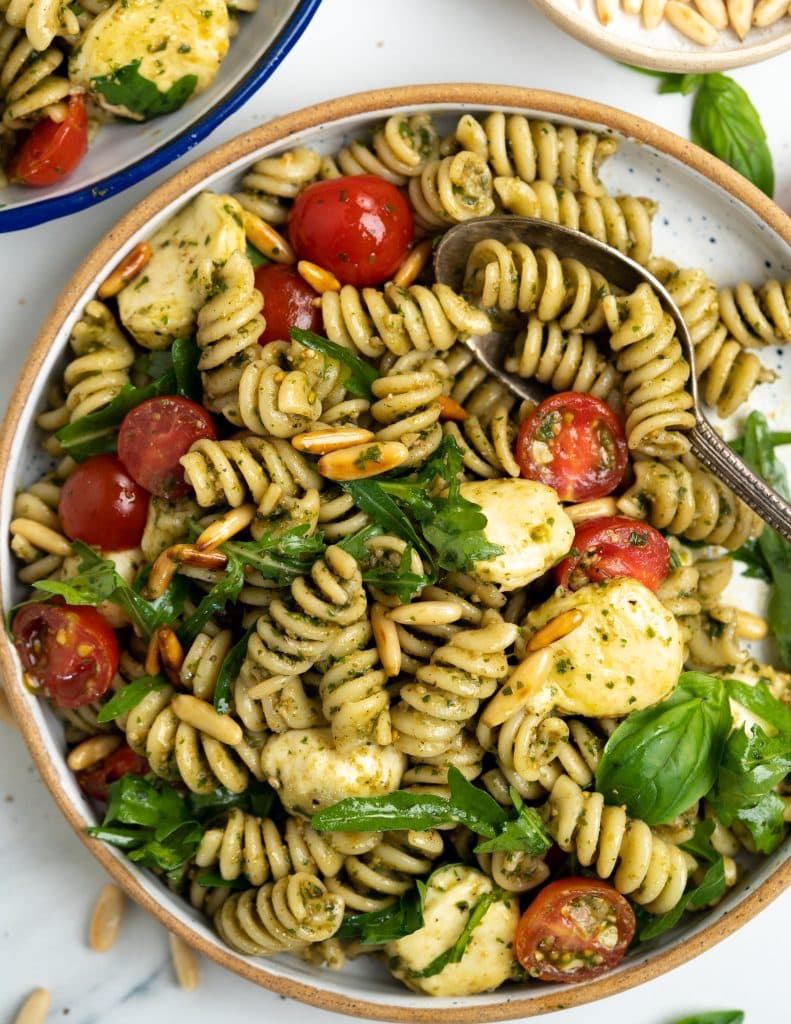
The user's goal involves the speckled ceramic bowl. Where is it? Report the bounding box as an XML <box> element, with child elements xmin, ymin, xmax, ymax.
<box><xmin>1</xmin><ymin>84</ymin><xmax>790</xmax><ymax>1022</ymax></box>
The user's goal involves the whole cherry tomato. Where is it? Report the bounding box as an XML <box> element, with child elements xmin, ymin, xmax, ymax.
<box><xmin>76</xmin><ymin>744</ymin><xmax>149</xmax><ymax>802</ymax></box>
<box><xmin>288</xmin><ymin>174</ymin><xmax>413</xmax><ymax>287</ymax></box>
<box><xmin>59</xmin><ymin>454</ymin><xmax>149</xmax><ymax>550</ymax></box>
<box><xmin>555</xmin><ymin>516</ymin><xmax>671</xmax><ymax>593</ymax></box>
<box><xmin>514</xmin><ymin>392</ymin><xmax>628</xmax><ymax>502</ymax></box>
<box><xmin>11</xmin><ymin>96</ymin><xmax>88</xmax><ymax>187</ymax></box>
<box><xmin>253</xmin><ymin>263</ymin><xmax>321</xmax><ymax>344</ymax></box>
<box><xmin>515</xmin><ymin>877</ymin><xmax>636</xmax><ymax>983</ymax></box>
<box><xmin>12</xmin><ymin>602</ymin><xmax>119</xmax><ymax>709</ymax></box>
<box><xmin>118</xmin><ymin>396</ymin><xmax>216</xmax><ymax>499</ymax></box>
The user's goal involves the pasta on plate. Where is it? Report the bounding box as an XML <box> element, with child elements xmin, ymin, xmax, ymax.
<box><xmin>7</xmin><ymin>107</ymin><xmax>791</xmax><ymax>998</ymax></box>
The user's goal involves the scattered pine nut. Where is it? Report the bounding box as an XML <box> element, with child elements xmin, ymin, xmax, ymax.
<box><xmin>66</xmin><ymin>734</ymin><xmax>122</xmax><ymax>772</ymax></box>
<box><xmin>170</xmin><ymin>694</ymin><xmax>243</xmax><ymax>745</ymax></box>
<box><xmin>392</xmin><ymin>240</ymin><xmax>433</xmax><ymax>288</ymax></box>
<box><xmin>318</xmin><ymin>441</ymin><xmax>409</xmax><ymax>481</ymax></box>
<box><xmin>565</xmin><ymin>497</ymin><xmax>618</xmax><ymax>525</ymax></box>
<box><xmin>194</xmin><ymin>504</ymin><xmax>256</xmax><ymax>551</ymax></box>
<box><xmin>241</xmin><ymin>210</ymin><xmax>295</xmax><ymax>264</ymax></box>
<box><xmin>157</xmin><ymin>626</ymin><xmax>186</xmax><ymax>679</ymax></box>
<box><xmin>13</xmin><ymin>988</ymin><xmax>51</xmax><ymax>1024</ymax></box>
<box><xmin>437</xmin><ymin>395</ymin><xmax>467</xmax><ymax>422</ymax></box>
<box><xmin>528</xmin><ymin>609</ymin><xmax>585</xmax><ymax>651</ymax></box>
<box><xmin>733</xmin><ymin>609</ymin><xmax>768</xmax><ymax>641</ymax></box>
<box><xmin>297</xmin><ymin>260</ymin><xmax>341</xmax><ymax>293</ymax></box>
<box><xmin>388</xmin><ymin>601</ymin><xmax>463</xmax><ymax>626</ymax></box>
<box><xmin>169</xmin><ymin>933</ymin><xmax>201</xmax><ymax>991</ymax></box>
<box><xmin>372</xmin><ymin>602</ymin><xmax>401</xmax><ymax>678</ymax></box>
<box><xmin>89</xmin><ymin>884</ymin><xmax>126</xmax><ymax>953</ymax></box>
<box><xmin>98</xmin><ymin>242</ymin><xmax>152</xmax><ymax>299</ymax></box>
<box><xmin>291</xmin><ymin>427</ymin><xmax>376</xmax><ymax>455</ymax></box>
<box><xmin>481</xmin><ymin>648</ymin><xmax>553</xmax><ymax>728</ymax></box>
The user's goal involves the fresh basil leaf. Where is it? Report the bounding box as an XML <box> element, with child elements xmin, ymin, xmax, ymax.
<box><xmin>86</xmin><ymin>825</ymin><xmax>145</xmax><ymax>850</ymax></box>
<box><xmin>91</xmin><ymin>61</ymin><xmax>197</xmax><ymax>120</ymax></box>
<box><xmin>245</xmin><ymin>241</ymin><xmax>269</xmax><ymax>268</ymax></box>
<box><xmin>104</xmin><ymin>773</ymin><xmax>188</xmax><ymax>829</ymax></box>
<box><xmin>729</xmin><ymin>537</ymin><xmax>770</xmax><ymax>581</ymax></box>
<box><xmin>185</xmin><ymin>779</ymin><xmax>275</xmax><ymax>822</ymax></box>
<box><xmin>691</xmin><ymin>74</ymin><xmax>774</xmax><ymax>196</ymax></box>
<box><xmin>596</xmin><ymin>672</ymin><xmax>731</xmax><ymax>825</ymax></box>
<box><xmin>338</xmin><ymin>881</ymin><xmax>426</xmax><ymax>943</ymax></box>
<box><xmin>290</xmin><ymin>327</ymin><xmax>378</xmax><ymax>399</ymax></box>
<box><xmin>194</xmin><ymin>872</ymin><xmax>250</xmax><ymax>890</ymax></box>
<box><xmin>96</xmin><ymin>675</ymin><xmax>168</xmax><ymax>723</ymax></box>
<box><xmin>474</xmin><ymin>788</ymin><xmax>552</xmax><ymax>856</ymax></box>
<box><xmin>55</xmin><ymin>370</ymin><xmax>177</xmax><ymax>461</ymax></box>
<box><xmin>312</xmin><ymin>792</ymin><xmax>454</xmax><ymax>833</ymax></box>
<box><xmin>337</xmin><ymin>523</ymin><xmax>384</xmax><ymax>560</ymax></box>
<box><xmin>730</xmin><ymin>431</ymin><xmax>791</xmax><ymax>456</ymax></box>
<box><xmin>447</xmin><ymin>765</ymin><xmax>507</xmax><ymax>838</ymax></box>
<box><xmin>213</xmin><ymin>624</ymin><xmax>256</xmax><ymax>715</ymax></box>
<box><xmin>638</xmin><ymin>857</ymin><xmax>727</xmax><ymax>941</ymax></box>
<box><xmin>678</xmin><ymin>819</ymin><xmax>720</xmax><ymax>864</ymax></box>
<box><xmin>171</xmin><ymin>337</ymin><xmax>202</xmax><ymax>402</ymax></box>
<box><xmin>725</xmin><ymin>677</ymin><xmax>791</xmax><ymax>738</ymax></box>
<box><xmin>415</xmin><ymin>889</ymin><xmax>505</xmax><ymax>977</ymax></box>
<box><xmin>128</xmin><ymin>820</ymin><xmax>203</xmax><ymax>873</ymax></box>
<box><xmin>671</xmin><ymin>1013</ymin><xmax>744</xmax><ymax>1024</ymax></box>
<box><xmin>135</xmin><ymin>349</ymin><xmax>174</xmax><ymax>379</ymax></box>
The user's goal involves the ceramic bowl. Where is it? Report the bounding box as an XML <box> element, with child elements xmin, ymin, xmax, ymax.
<box><xmin>0</xmin><ymin>0</ymin><xmax>321</xmax><ymax>233</ymax></box>
<box><xmin>529</xmin><ymin>0</ymin><xmax>791</xmax><ymax>73</ymax></box>
<box><xmin>1</xmin><ymin>84</ymin><xmax>791</xmax><ymax>1022</ymax></box>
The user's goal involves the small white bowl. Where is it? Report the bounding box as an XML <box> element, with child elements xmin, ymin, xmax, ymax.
<box><xmin>529</xmin><ymin>0</ymin><xmax>791</xmax><ymax>72</ymax></box>
<box><xmin>1</xmin><ymin>84</ymin><xmax>791</xmax><ymax>1022</ymax></box>
<box><xmin>0</xmin><ymin>0</ymin><xmax>321</xmax><ymax>233</ymax></box>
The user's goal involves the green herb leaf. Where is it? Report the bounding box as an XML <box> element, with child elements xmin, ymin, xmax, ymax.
<box><xmin>415</xmin><ymin>889</ymin><xmax>504</xmax><ymax>977</ymax></box>
<box><xmin>245</xmin><ymin>241</ymin><xmax>269</xmax><ymax>268</ymax></box>
<box><xmin>171</xmin><ymin>337</ymin><xmax>202</xmax><ymax>402</ymax></box>
<box><xmin>338</xmin><ymin>881</ymin><xmax>426</xmax><ymax>943</ymax></box>
<box><xmin>474</xmin><ymin>788</ymin><xmax>552</xmax><ymax>856</ymax></box>
<box><xmin>691</xmin><ymin>74</ymin><xmax>774</xmax><ymax>196</ymax></box>
<box><xmin>729</xmin><ymin>537</ymin><xmax>770</xmax><ymax>581</ymax></box>
<box><xmin>186</xmin><ymin>779</ymin><xmax>275</xmax><ymax>821</ymax></box>
<box><xmin>678</xmin><ymin>819</ymin><xmax>720</xmax><ymax>864</ymax></box>
<box><xmin>290</xmin><ymin>327</ymin><xmax>378</xmax><ymax>399</ymax></box>
<box><xmin>222</xmin><ymin>523</ymin><xmax>325</xmax><ymax>586</ymax></box>
<box><xmin>135</xmin><ymin>349</ymin><xmax>174</xmax><ymax>380</ymax></box>
<box><xmin>729</xmin><ymin>431</ymin><xmax>791</xmax><ymax>455</ymax></box>
<box><xmin>596</xmin><ymin>672</ymin><xmax>731</xmax><ymax>825</ymax></box>
<box><xmin>90</xmin><ymin>61</ymin><xmax>197</xmax><ymax>120</ymax></box>
<box><xmin>670</xmin><ymin>1014</ymin><xmax>744</xmax><ymax>1024</ymax></box>
<box><xmin>176</xmin><ymin>547</ymin><xmax>245</xmax><ymax>647</ymax></box>
<box><xmin>637</xmin><ymin>856</ymin><xmax>727</xmax><ymax>941</ymax></box>
<box><xmin>193</xmin><ymin>872</ymin><xmax>250</xmax><ymax>889</ymax></box>
<box><xmin>725</xmin><ymin>677</ymin><xmax>791</xmax><ymax>738</ymax></box>
<box><xmin>343</xmin><ymin>479</ymin><xmax>431</xmax><ymax>562</ymax></box>
<box><xmin>213</xmin><ymin>624</ymin><xmax>256</xmax><ymax>715</ymax></box>
<box><xmin>96</xmin><ymin>675</ymin><xmax>168</xmax><ymax>723</ymax></box>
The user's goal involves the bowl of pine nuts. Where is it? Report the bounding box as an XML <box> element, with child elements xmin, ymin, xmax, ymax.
<box><xmin>1</xmin><ymin>84</ymin><xmax>790</xmax><ymax>1021</ymax></box>
<box><xmin>529</xmin><ymin>0</ymin><xmax>791</xmax><ymax>71</ymax></box>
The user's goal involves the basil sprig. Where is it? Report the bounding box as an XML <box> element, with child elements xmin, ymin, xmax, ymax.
<box><xmin>290</xmin><ymin>327</ymin><xmax>378</xmax><ymax>399</ymax></box>
<box><xmin>596</xmin><ymin>672</ymin><xmax>731</xmax><ymax>825</ymax></box>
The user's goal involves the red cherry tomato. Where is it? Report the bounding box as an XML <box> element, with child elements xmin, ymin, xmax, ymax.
<box><xmin>117</xmin><ymin>396</ymin><xmax>216</xmax><ymax>500</ymax></box>
<box><xmin>76</xmin><ymin>744</ymin><xmax>149</xmax><ymax>802</ymax></box>
<box><xmin>515</xmin><ymin>877</ymin><xmax>635</xmax><ymax>983</ymax></box>
<box><xmin>288</xmin><ymin>174</ymin><xmax>413</xmax><ymax>287</ymax></box>
<box><xmin>59</xmin><ymin>454</ymin><xmax>149</xmax><ymax>550</ymax></box>
<box><xmin>515</xmin><ymin>392</ymin><xmax>628</xmax><ymax>502</ymax></box>
<box><xmin>555</xmin><ymin>516</ymin><xmax>671</xmax><ymax>593</ymax></box>
<box><xmin>253</xmin><ymin>263</ymin><xmax>321</xmax><ymax>344</ymax></box>
<box><xmin>12</xmin><ymin>603</ymin><xmax>119</xmax><ymax>709</ymax></box>
<box><xmin>10</xmin><ymin>96</ymin><xmax>88</xmax><ymax>187</ymax></box>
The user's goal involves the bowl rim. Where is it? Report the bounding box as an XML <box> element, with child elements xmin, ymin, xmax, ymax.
<box><xmin>0</xmin><ymin>0</ymin><xmax>323</xmax><ymax>234</ymax></box>
<box><xmin>528</xmin><ymin>0</ymin><xmax>791</xmax><ymax>73</ymax></box>
<box><xmin>2</xmin><ymin>82</ymin><xmax>791</xmax><ymax>1022</ymax></box>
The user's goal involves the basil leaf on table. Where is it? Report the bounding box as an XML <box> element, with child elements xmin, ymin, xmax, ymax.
<box><xmin>595</xmin><ymin>672</ymin><xmax>731</xmax><ymax>825</ymax></box>
<box><xmin>670</xmin><ymin>1012</ymin><xmax>744</xmax><ymax>1024</ymax></box>
<box><xmin>290</xmin><ymin>327</ymin><xmax>378</xmax><ymax>399</ymax></box>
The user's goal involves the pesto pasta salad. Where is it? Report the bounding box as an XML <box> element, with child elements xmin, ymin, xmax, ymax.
<box><xmin>0</xmin><ymin>0</ymin><xmax>256</xmax><ymax>187</ymax></box>
<box><xmin>8</xmin><ymin>108</ymin><xmax>791</xmax><ymax>998</ymax></box>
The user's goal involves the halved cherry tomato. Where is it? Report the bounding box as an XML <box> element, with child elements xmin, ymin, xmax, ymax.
<box><xmin>288</xmin><ymin>174</ymin><xmax>413</xmax><ymax>287</ymax></box>
<box><xmin>555</xmin><ymin>516</ymin><xmax>671</xmax><ymax>593</ymax></box>
<box><xmin>117</xmin><ymin>396</ymin><xmax>216</xmax><ymax>500</ymax></box>
<box><xmin>515</xmin><ymin>392</ymin><xmax>628</xmax><ymax>502</ymax></box>
<box><xmin>76</xmin><ymin>744</ymin><xmax>149</xmax><ymax>802</ymax></box>
<box><xmin>254</xmin><ymin>263</ymin><xmax>321</xmax><ymax>344</ymax></box>
<box><xmin>59</xmin><ymin>453</ymin><xmax>149</xmax><ymax>550</ymax></box>
<box><xmin>10</xmin><ymin>96</ymin><xmax>88</xmax><ymax>187</ymax></box>
<box><xmin>12</xmin><ymin>603</ymin><xmax>119</xmax><ymax>709</ymax></box>
<box><xmin>515</xmin><ymin>877</ymin><xmax>635</xmax><ymax>983</ymax></box>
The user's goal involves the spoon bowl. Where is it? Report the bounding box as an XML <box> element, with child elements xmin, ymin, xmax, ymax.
<box><xmin>434</xmin><ymin>215</ymin><xmax>791</xmax><ymax>543</ymax></box>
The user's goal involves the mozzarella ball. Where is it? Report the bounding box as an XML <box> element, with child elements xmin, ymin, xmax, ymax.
<box><xmin>460</xmin><ymin>479</ymin><xmax>574</xmax><ymax>590</ymax></box>
<box><xmin>59</xmin><ymin>547</ymin><xmax>143</xmax><ymax>629</ymax></box>
<box><xmin>386</xmin><ymin>864</ymin><xmax>519</xmax><ymax>996</ymax></box>
<box><xmin>261</xmin><ymin>727</ymin><xmax>406</xmax><ymax>816</ymax></box>
<box><xmin>523</xmin><ymin>577</ymin><xmax>683</xmax><ymax>717</ymax></box>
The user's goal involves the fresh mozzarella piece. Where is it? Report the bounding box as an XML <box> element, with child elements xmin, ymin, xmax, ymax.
<box><xmin>69</xmin><ymin>0</ymin><xmax>229</xmax><ymax>120</ymax></box>
<box><xmin>261</xmin><ymin>727</ymin><xmax>406</xmax><ymax>816</ymax></box>
<box><xmin>459</xmin><ymin>479</ymin><xmax>574</xmax><ymax>590</ymax></box>
<box><xmin>386</xmin><ymin>864</ymin><xmax>519</xmax><ymax>996</ymax></box>
<box><xmin>117</xmin><ymin>192</ymin><xmax>245</xmax><ymax>349</ymax></box>
<box><xmin>524</xmin><ymin>577</ymin><xmax>683</xmax><ymax>717</ymax></box>
<box><xmin>60</xmin><ymin>547</ymin><xmax>143</xmax><ymax>628</ymax></box>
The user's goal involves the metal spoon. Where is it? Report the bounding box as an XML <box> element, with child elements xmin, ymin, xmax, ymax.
<box><xmin>434</xmin><ymin>215</ymin><xmax>791</xmax><ymax>543</ymax></box>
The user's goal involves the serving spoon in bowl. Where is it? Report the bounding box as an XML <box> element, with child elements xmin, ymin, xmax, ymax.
<box><xmin>434</xmin><ymin>215</ymin><xmax>791</xmax><ymax>543</ymax></box>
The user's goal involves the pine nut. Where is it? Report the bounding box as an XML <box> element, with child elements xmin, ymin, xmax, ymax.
<box><xmin>392</xmin><ymin>240</ymin><xmax>433</xmax><ymax>288</ymax></box>
<box><xmin>565</xmin><ymin>497</ymin><xmax>618</xmax><ymax>525</ymax></box>
<box><xmin>241</xmin><ymin>210</ymin><xmax>295</xmax><ymax>264</ymax></box>
<box><xmin>297</xmin><ymin>260</ymin><xmax>341</xmax><ymax>293</ymax></box>
<box><xmin>194</xmin><ymin>505</ymin><xmax>256</xmax><ymax>551</ymax></box>
<box><xmin>726</xmin><ymin>0</ymin><xmax>753</xmax><ymax>33</ymax></box>
<box><xmin>438</xmin><ymin>395</ymin><xmax>467</xmax><ymax>422</ymax></box>
<box><xmin>157</xmin><ymin>626</ymin><xmax>186</xmax><ymax>679</ymax></box>
<box><xmin>372</xmin><ymin>602</ymin><xmax>401</xmax><ymax>678</ymax></box>
<box><xmin>89</xmin><ymin>884</ymin><xmax>125</xmax><ymax>952</ymax></box>
<box><xmin>291</xmin><ymin>427</ymin><xmax>376</xmax><ymax>455</ymax></box>
<box><xmin>0</xmin><ymin>686</ymin><xmax>16</xmax><ymax>729</ymax></box>
<box><xmin>753</xmin><ymin>0</ymin><xmax>787</xmax><ymax>24</ymax></box>
<box><xmin>481</xmin><ymin>649</ymin><xmax>553</xmax><ymax>727</ymax></box>
<box><xmin>734</xmin><ymin>609</ymin><xmax>768</xmax><ymax>640</ymax></box>
<box><xmin>693</xmin><ymin>0</ymin><xmax>728</xmax><ymax>28</ymax></box>
<box><xmin>10</xmin><ymin>518</ymin><xmax>72</xmax><ymax>556</ymax></box>
<box><xmin>13</xmin><ymin>988</ymin><xmax>51</xmax><ymax>1024</ymax></box>
<box><xmin>97</xmin><ymin>242</ymin><xmax>152</xmax><ymax>299</ymax></box>
<box><xmin>148</xmin><ymin>544</ymin><xmax>228</xmax><ymax>598</ymax></box>
<box><xmin>66</xmin><ymin>734</ymin><xmax>122</xmax><ymax>771</ymax></box>
<box><xmin>665</xmin><ymin>1</ymin><xmax>720</xmax><ymax>42</ymax></box>
<box><xmin>318</xmin><ymin>441</ymin><xmax>408</xmax><ymax>481</ymax></box>
<box><xmin>171</xmin><ymin>694</ymin><xmax>243</xmax><ymax>745</ymax></box>
<box><xmin>388</xmin><ymin>601</ymin><xmax>463</xmax><ymax>626</ymax></box>
<box><xmin>169</xmin><ymin>932</ymin><xmax>201</xmax><ymax>991</ymax></box>
<box><xmin>527</xmin><ymin>609</ymin><xmax>585</xmax><ymax>651</ymax></box>
<box><xmin>145</xmin><ymin>630</ymin><xmax>161</xmax><ymax>676</ymax></box>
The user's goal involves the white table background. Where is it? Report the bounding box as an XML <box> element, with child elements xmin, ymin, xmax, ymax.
<box><xmin>0</xmin><ymin>1</ymin><xmax>789</xmax><ymax>1020</ymax></box>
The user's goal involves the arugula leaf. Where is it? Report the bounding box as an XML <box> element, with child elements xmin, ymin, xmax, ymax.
<box><xmin>337</xmin><ymin>523</ymin><xmax>384</xmax><ymax>560</ymax></box>
<box><xmin>596</xmin><ymin>672</ymin><xmax>731</xmax><ymax>825</ymax></box>
<box><xmin>91</xmin><ymin>61</ymin><xmax>197</xmax><ymax>120</ymax></box>
<box><xmin>725</xmin><ymin>677</ymin><xmax>791</xmax><ymax>738</ymax></box>
<box><xmin>415</xmin><ymin>889</ymin><xmax>505</xmax><ymax>977</ymax></box>
<box><xmin>177</xmin><ymin>546</ymin><xmax>245</xmax><ymax>647</ymax></box>
<box><xmin>691</xmin><ymin>75</ymin><xmax>774</xmax><ymax>197</ymax></box>
<box><xmin>474</xmin><ymin>789</ymin><xmax>552</xmax><ymax>856</ymax></box>
<box><xmin>223</xmin><ymin>524</ymin><xmax>325</xmax><ymax>586</ymax></box>
<box><xmin>97</xmin><ymin>675</ymin><xmax>168</xmax><ymax>724</ymax></box>
<box><xmin>638</xmin><ymin>857</ymin><xmax>727</xmax><ymax>941</ymax></box>
<box><xmin>670</xmin><ymin>1014</ymin><xmax>744</xmax><ymax>1024</ymax></box>
<box><xmin>171</xmin><ymin>337</ymin><xmax>202</xmax><ymax>402</ymax></box>
<box><xmin>213</xmin><ymin>624</ymin><xmax>256</xmax><ymax>715</ymax></box>
<box><xmin>290</xmin><ymin>327</ymin><xmax>378</xmax><ymax>399</ymax></box>
<box><xmin>338</xmin><ymin>882</ymin><xmax>426</xmax><ymax>943</ymax></box>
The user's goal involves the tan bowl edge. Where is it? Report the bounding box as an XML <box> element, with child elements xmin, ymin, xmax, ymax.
<box><xmin>528</xmin><ymin>0</ymin><xmax>791</xmax><ymax>73</ymax></box>
<box><xmin>2</xmin><ymin>83</ymin><xmax>791</xmax><ymax>1023</ymax></box>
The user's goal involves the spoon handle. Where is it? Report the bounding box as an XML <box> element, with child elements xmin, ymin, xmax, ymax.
<box><xmin>690</xmin><ymin>419</ymin><xmax>791</xmax><ymax>544</ymax></box>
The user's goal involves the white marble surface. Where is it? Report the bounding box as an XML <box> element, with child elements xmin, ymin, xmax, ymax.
<box><xmin>1</xmin><ymin>0</ymin><xmax>790</xmax><ymax>1021</ymax></box>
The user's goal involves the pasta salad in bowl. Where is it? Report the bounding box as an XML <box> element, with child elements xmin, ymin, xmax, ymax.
<box><xmin>1</xmin><ymin>84</ymin><xmax>790</xmax><ymax>1020</ymax></box>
